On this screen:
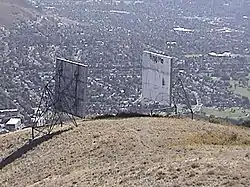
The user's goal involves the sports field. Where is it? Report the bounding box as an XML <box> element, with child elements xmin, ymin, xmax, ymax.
<box><xmin>202</xmin><ymin>107</ymin><xmax>250</xmax><ymax>120</ymax></box>
<box><xmin>202</xmin><ymin>76</ymin><xmax>250</xmax><ymax>120</ymax></box>
<box><xmin>229</xmin><ymin>79</ymin><xmax>250</xmax><ymax>99</ymax></box>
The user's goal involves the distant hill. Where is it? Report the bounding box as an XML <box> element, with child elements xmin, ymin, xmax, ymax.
<box><xmin>0</xmin><ymin>0</ymin><xmax>37</xmax><ymax>25</ymax></box>
<box><xmin>1</xmin><ymin>117</ymin><xmax>250</xmax><ymax>186</ymax></box>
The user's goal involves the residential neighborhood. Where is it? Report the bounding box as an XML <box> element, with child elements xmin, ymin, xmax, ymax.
<box><xmin>1</xmin><ymin>0</ymin><xmax>250</xmax><ymax>132</ymax></box>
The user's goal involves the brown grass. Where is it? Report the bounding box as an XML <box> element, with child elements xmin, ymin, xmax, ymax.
<box><xmin>186</xmin><ymin>126</ymin><xmax>250</xmax><ymax>146</ymax></box>
<box><xmin>1</xmin><ymin>117</ymin><xmax>250</xmax><ymax>187</ymax></box>
<box><xmin>0</xmin><ymin>128</ymin><xmax>30</xmax><ymax>158</ymax></box>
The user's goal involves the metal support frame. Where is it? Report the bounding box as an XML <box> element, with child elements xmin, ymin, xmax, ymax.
<box><xmin>172</xmin><ymin>76</ymin><xmax>194</xmax><ymax>119</ymax></box>
<box><xmin>31</xmin><ymin>72</ymin><xmax>78</xmax><ymax>140</ymax></box>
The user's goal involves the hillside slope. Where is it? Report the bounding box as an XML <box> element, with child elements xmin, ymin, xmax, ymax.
<box><xmin>1</xmin><ymin>117</ymin><xmax>250</xmax><ymax>186</ymax></box>
<box><xmin>0</xmin><ymin>0</ymin><xmax>37</xmax><ymax>25</ymax></box>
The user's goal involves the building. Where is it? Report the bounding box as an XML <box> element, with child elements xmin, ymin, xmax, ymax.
<box><xmin>5</xmin><ymin>118</ymin><xmax>22</xmax><ymax>131</ymax></box>
<box><xmin>0</xmin><ymin>108</ymin><xmax>19</xmax><ymax>124</ymax></box>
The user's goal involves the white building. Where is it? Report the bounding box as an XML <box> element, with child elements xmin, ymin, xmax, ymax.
<box><xmin>5</xmin><ymin>118</ymin><xmax>22</xmax><ymax>131</ymax></box>
<box><xmin>142</xmin><ymin>51</ymin><xmax>173</xmax><ymax>106</ymax></box>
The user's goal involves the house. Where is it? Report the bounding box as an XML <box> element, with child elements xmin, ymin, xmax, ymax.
<box><xmin>5</xmin><ymin>118</ymin><xmax>22</xmax><ymax>131</ymax></box>
<box><xmin>0</xmin><ymin>108</ymin><xmax>19</xmax><ymax>124</ymax></box>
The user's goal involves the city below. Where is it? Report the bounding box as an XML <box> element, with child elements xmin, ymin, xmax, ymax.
<box><xmin>1</xmin><ymin>0</ymin><xmax>250</xmax><ymax>133</ymax></box>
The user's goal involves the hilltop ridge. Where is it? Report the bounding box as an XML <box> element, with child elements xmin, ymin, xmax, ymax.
<box><xmin>1</xmin><ymin>117</ymin><xmax>250</xmax><ymax>186</ymax></box>
<box><xmin>0</xmin><ymin>0</ymin><xmax>37</xmax><ymax>25</ymax></box>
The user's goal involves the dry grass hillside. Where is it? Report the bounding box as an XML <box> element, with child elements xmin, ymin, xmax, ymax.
<box><xmin>0</xmin><ymin>0</ymin><xmax>37</xmax><ymax>25</ymax></box>
<box><xmin>1</xmin><ymin>117</ymin><xmax>250</xmax><ymax>186</ymax></box>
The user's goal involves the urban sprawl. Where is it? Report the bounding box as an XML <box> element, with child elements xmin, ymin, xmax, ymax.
<box><xmin>1</xmin><ymin>0</ymin><xmax>250</xmax><ymax>133</ymax></box>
